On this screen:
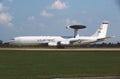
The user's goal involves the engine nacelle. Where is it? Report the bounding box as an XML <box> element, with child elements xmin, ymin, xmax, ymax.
<box><xmin>60</xmin><ymin>41</ymin><xmax>70</xmax><ymax>45</ymax></box>
<box><xmin>48</xmin><ymin>42</ymin><xmax>57</xmax><ymax>46</ymax></box>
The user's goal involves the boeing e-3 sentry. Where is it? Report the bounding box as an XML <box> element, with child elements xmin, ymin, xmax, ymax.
<box><xmin>9</xmin><ymin>21</ymin><xmax>112</xmax><ymax>47</ymax></box>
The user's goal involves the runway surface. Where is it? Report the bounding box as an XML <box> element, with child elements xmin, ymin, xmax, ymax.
<box><xmin>0</xmin><ymin>48</ymin><xmax>120</xmax><ymax>51</ymax></box>
<box><xmin>54</xmin><ymin>76</ymin><xmax>120</xmax><ymax>79</ymax></box>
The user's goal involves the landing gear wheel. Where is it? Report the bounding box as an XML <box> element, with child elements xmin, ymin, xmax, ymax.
<box><xmin>57</xmin><ymin>45</ymin><xmax>65</xmax><ymax>49</ymax></box>
<box><xmin>57</xmin><ymin>42</ymin><xmax>65</xmax><ymax>49</ymax></box>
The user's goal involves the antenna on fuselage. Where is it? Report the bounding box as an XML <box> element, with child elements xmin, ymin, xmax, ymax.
<box><xmin>66</xmin><ymin>25</ymin><xmax>86</xmax><ymax>38</ymax></box>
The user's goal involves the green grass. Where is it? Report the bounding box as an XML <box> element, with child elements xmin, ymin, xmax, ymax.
<box><xmin>0</xmin><ymin>50</ymin><xmax>120</xmax><ymax>79</ymax></box>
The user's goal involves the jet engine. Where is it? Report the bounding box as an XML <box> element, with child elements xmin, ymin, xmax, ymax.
<box><xmin>48</xmin><ymin>42</ymin><xmax>57</xmax><ymax>46</ymax></box>
<box><xmin>59</xmin><ymin>41</ymin><xmax>70</xmax><ymax>45</ymax></box>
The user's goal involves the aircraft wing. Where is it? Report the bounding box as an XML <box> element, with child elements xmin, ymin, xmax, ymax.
<box><xmin>70</xmin><ymin>39</ymin><xmax>81</xmax><ymax>43</ymax></box>
<box><xmin>69</xmin><ymin>39</ymin><xmax>89</xmax><ymax>45</ymax></box>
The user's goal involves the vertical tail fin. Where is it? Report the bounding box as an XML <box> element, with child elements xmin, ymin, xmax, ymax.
<box><xmin>92</xmin><ymin>21</ymin><xmax>109</xmax><ymax>38</ymax></box>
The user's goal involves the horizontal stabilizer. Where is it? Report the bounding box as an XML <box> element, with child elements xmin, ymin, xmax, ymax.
<box><xmin>97</xmin><ymin>36</ymin><xmax>114</xmax><ymax>42</ymax></box>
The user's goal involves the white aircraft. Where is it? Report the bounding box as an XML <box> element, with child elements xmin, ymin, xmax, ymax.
<box><xmin>9</xmin><ymin>21</ymin><xmax>112</xmax><ymax>47</ymax></box>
